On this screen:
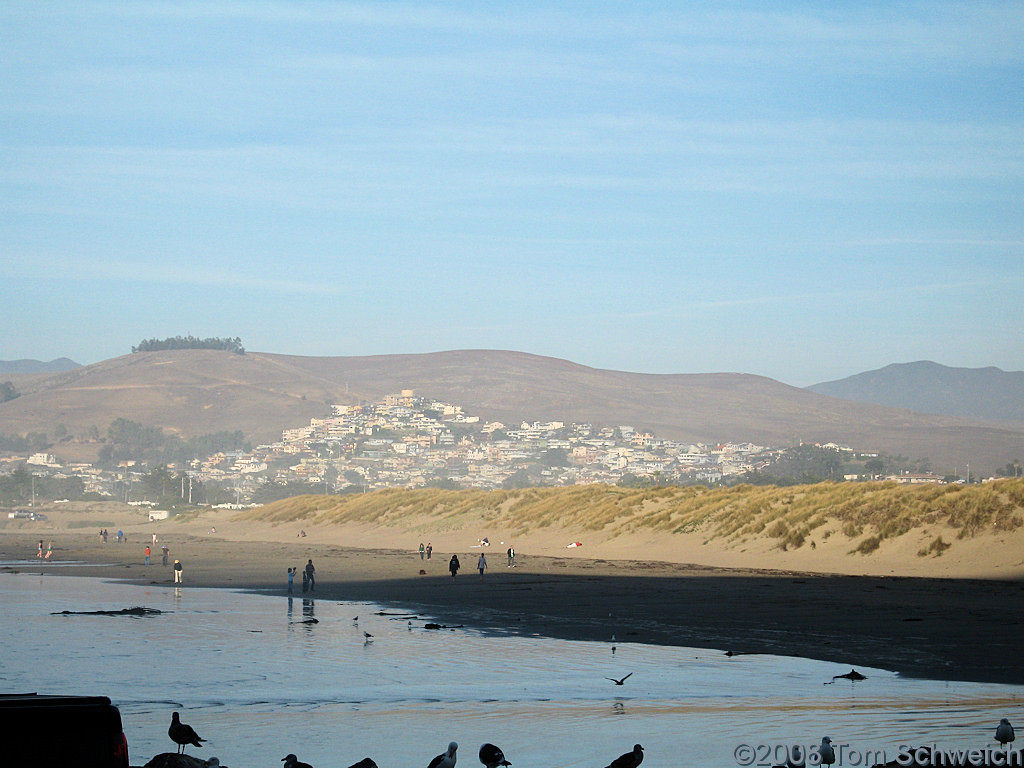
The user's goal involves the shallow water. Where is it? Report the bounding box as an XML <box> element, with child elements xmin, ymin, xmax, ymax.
<box><xmin>0</xmin><ymin>569</ymin><xmax>1020</xmax><ymax>767</ymax></box>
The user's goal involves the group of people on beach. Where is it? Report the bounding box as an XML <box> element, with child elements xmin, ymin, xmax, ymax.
<box><xmin>97</xmin><ymin>528</ymin><xmax>127</xmax><ymax>543</ymax></box>
<box><xmin>287</xmin><ymin>560</ymin><xmax>317</xmax><ymax>593</ymax></box>
<box><xmin>36</xmin><ymin>539</ymin><xmax>52</xmax><ymax>559</ymax></box>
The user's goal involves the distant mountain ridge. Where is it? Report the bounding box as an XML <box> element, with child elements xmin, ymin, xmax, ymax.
<box><xmin>0</xmin><ymin>358</ymin><xmax>81</xmax><ymax>374</ymax></box>
<box><xmin>807</xmin><ymin>361</ymin><xmax>1024</xmax><ymax>427</ymax></box>
<box><xmin>1</xmin><ymin>349</ymin><xmax>1022</xmax><ymax>471</ymax></box>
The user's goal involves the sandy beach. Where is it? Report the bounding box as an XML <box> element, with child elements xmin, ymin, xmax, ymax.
<box><xmin>3</xmin><ymin>523</ymin><xmax>1021</xmax><ymax>686</ymax></box>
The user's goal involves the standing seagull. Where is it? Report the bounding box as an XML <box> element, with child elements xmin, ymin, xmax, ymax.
<box><xmin>168</xmin><ymin>711</ymin><xmax>206</xmax><ymax>754</ymax></box>
<box><xmin>606</xmin><ymin>672</ymin><xmax>633</xmax><ymax>686</ymax></box>
<box><xmin>479</xmin><ymin>743</ymin><xmax>511</xmax><ymax>768</ymax></box>
<box><xmin>818</xmin><ymin>738</ymin><xmax>836</xmax><ymax>767</ymax></box>
<box><xmin>282</xmin><ymin>754</ymin><xmax>314</xmax><ymax>768</ymax></box>
<box><xmin>428</xmin><ymin>741</ymin><xmax>458</xmax><ymax>768</ymax></box>
<box><xmin>605</xmin><ymin>744</ymin><xmax>644</xmax><ymax>768</ymax></box>
<box><xmin>996</xmin><ymin>719</ymin><xmax>1015</xmax><ymax>748</ymax></box>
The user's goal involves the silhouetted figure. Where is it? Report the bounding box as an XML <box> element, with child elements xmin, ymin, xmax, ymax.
<box><xmin>830</xmin><ymin>669</ymin><xmax>866</xmax><ymax>682</ymax></box>
<box><xmin>304</xmin><ymin>559</ymin><xmax>316</xmax><ymax>591</ymax></box>
<box><xmin>428</xmin><ymin>741</ymin><xmax>458</xmax><ymax>768</ymax></box>
<box><xmin>346</xmin><ymin>760</ymin><xmax>378</xmax><ymax>768</ymax></box>
<box><xmin>479</xmin><ymin>742</ymin><xmax>511</xmax><ymax>768</ymax></box>
<box><xmin>449</xmin><ymin>555</ymin><xmax>460</xmax><ymax>579</ymax></box>
<box><xmin>282</xmin><ymin>754</ymin><xmax>314</xmax><ymax>768</ymax></box>
<box><xmin>606</xmin><ymin>672</ymin><xmax>633</xmax><ymax>685</ymax></box>
<box><xmin>818</xmin><ymin>738</ymin><xmax>835</xmax><ymax>767</ymax></box>
<box><xmin>605</xmin><ymin>744</ymin><xmax>644</xmax><ymax>768</ymax></box>
<box><xmin>997</xmin><ymin>719</ymin><xmax>1015</xmax><ymax>748</ymax></box>
<box><xmin>168</xmin><ymin>711</ymin><xmax>206</xmax><ymax>754</ymax></box>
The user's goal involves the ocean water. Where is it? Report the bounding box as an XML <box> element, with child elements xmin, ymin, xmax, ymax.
<box><xmin>0</xmin><ymin>567</ymin><xmax>1020</xmax><ymax>768</ymax></box>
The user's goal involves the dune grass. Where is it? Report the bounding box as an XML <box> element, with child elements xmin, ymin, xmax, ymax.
<box><xmin>234</xmin><ymin>479</ymin><xmax>1024</xmax><ymax>555</ymax></box>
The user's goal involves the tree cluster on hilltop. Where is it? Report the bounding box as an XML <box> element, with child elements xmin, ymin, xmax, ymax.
<box><xmin>131</xmin><ymin>336</ymin><xmax>245</xmax><ymax>354</ymax></box>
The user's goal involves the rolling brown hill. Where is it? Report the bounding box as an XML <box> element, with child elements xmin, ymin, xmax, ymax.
<box><xmin>2</xmin><ymin>348</ymin><xmax>1022</xmax><ymax>471</ymax></box>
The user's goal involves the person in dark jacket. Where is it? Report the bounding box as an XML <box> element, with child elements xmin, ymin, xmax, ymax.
<box><xmin>449</xmin><ymin>554</ymin><xmax>460</xmax><ymax>579</ymax></box>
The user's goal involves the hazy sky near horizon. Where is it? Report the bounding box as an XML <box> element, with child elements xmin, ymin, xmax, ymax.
<box><xmin>2</xmin><ymin>2</ymin><xmax>1022</xmax><ymax>386</ymax></box>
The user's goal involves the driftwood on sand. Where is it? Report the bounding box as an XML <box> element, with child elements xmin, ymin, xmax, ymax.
<box><xmin>51</xmin><ymin>606</ymin><xmax>162</xmax><ymax>616</ymax></box>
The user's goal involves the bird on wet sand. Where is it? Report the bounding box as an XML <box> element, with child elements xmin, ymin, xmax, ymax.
<box><xmin>168</xmin><ymin>711</ymin><xmax>206</xmax><ymax>754</ymax></box>
<box><xmin>818</xmin><ymin>738</ymin><xmax>836</xmax><ymax>767</ymax></box>
<box><xmin>428</xmin><ymin>741</ymin><xmax>458</xmax><ymax>768</ymax></box>
<box><xmin>996</xmin><ymin>719</ymin><xmax>1015</xmax><ymax>748</ymax></box>
<box><xmin>605</xmin><ymin>744</ymin><xmax>643</xmax><ymax>768</ymax></box>
<box><xmin>282</xmin><ymin>754</ymin><xmax>314</xmax><ymax>768</ymax></box>
<box><xmin>346</xmin><ymin>759</ymin><xmax>378</xmax><ymax>768</ymax></box>
<box><xmin>606</xmin><ymin>672</ymin><xmax>633</xmax><ymax>685</ymax></box>
<box><xmin>479</xmin><ymin>742</ymin><xmax>511</xmax><ymax>768</ymax></box>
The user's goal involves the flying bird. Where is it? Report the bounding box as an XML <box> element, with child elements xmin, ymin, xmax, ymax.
<box><xmin>606</xmin><ymin>673</ymin><xmax>633</xmax><ymax>685</ymax></box>
<box><xmin>605</xmin><ymin>744</ymin><xmax>644</xmax><ymax>768</ymax></box>
<box><xmin>282</xmin><ymin>754</ymin><xmax>314</xmax><ymax>768</ymax></box>
<box><xmin>428</xmin><ymin>741</ymin><xmax>458</xmax><ymax>768</ymax></box>
<box><xmin>479</xmin><ymin>743</ymin><xmax>511</xmax><ymax>768</ymax></box>
<box><xmin>996</xmin><ymin>719</ymin><xmax>1015</xmax><ymax>748</ymax></box>
<box><xmin>168</xmin><ymin>711</ymin><xmax>206</xmax><ymax>754</ymax></box>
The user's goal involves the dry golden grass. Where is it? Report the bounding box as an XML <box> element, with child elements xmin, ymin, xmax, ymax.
<box><xmin>235</xmin><ymin>479</ymin><xmax>1024</xmax><ymax>555</ymax></box>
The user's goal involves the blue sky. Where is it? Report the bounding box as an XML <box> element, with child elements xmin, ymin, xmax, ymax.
<box><xmin>1</xmin><ymin>1</ymin><xmax>1021</xmax><ymax>386</ymax></box>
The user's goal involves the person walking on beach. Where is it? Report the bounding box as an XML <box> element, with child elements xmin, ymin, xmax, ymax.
<box><xmin>477</xmin><ymin>553</ymin><xmax>487</xmax><ymax>578</ymax></box>
<box><xmin>45</xmin><ymin>540</ymin><xmax>53</xmax><ymax>559</ymax></box>
<box><xmin>144</xmin><ymin>545</ymin><xmax>151</xmax><ymax>566</ymax></box>
<box><xmin>304</xmin><ymin>559</ymin><xmax>316</xmax><ymax>591</ymax></box>
<box><xmin>419</xmin><ymin>542</ymin><xmax>425</xmax><ymax>560</ymax></box>
<box><xmin>161</xmin><ymin>544</ymin><xmax>169</xmax><ymax>566</ymax></box>
<box><xmin>173</xmin><ymin>559</ymin><xmax>183</xmax><ymax>583</ymax></box>
<box><xmin>102</xmin><ymin>529</ymin><xmax>108</xmax><ymax>543</ymax></box>
<box><xmin>449</xmin><ymin>554</ymin><xmax>460</xmax><ymax>579</ymax></box>
<box><xmin>287</xmin><ymin>567</ymin><xmax>295</xmax><ymax>594</ymax></box>
<box><xmin>426</xmin><ymin>542</ymin><xmax>432</xmax><ymax>559</ymax></box>
<box><xmin>37</xmin><ymin>540</ymin><xmax>44</xmax><ymax>558</ymax></box>
<box><xmin>117</xmin><ymin>529</ymin><xmax>123</xmax><ymax>544</ymax></box>
<box><xmin>507</xmin><ymin>546</ymin><xmax>515</xmax><ymax>567</ymax></box>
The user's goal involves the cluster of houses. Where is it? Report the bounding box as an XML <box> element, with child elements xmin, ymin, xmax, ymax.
<box><xmin>5</xmin><ymin>390</ymin><xmax>955</xmax><ymax>503</ymax></box>
<box><xmin>192</xmin><ymin>389</ymin><xmax>786</xmax><ymax>494</ymax></box>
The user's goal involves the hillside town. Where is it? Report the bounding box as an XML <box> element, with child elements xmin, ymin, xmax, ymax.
<box><xmin>4</xmin><ymin>389</ymin><xmax>960</xmax><ymax>507</ymax></box>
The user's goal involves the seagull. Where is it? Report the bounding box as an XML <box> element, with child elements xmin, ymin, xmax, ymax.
<box><xmin>996</xmin><ymin>719</ymin><xmax>1015</xmax><ymax>748</ymax></box>
<box><xmin>428</xmin><ymin>741</ymin><xmax>458</xmax><ymax>768</ymax></box>
<box><xmin>818</xmin><ymin>738</ymin><xmax>836</xmax><ymax>767</ymax></box>
<box><xmin>606</xmin><ymin>672</ymin><xmax>633</xmax><ymax>685</ymax></box>
<box><xmin>479</xmin><ymin>743</ymin><xmax>511</xmax><ymax>768</ymax></box>
<box><xmin>282</xmin><ymin>754</ymin><xmax>314</xmax><ymax>768</ymax></box>
<box><xmin>605</xmin><ymin>744</ymin><xmax>644</xmax><ymax>768</ymax></box>
<box><xmin>168</xmin><ymin>711</ymin><xmax>206</xmax><ymax>754</ymax></box>
<box><xmin>346</xmin><ymin>760</ymin><xmax>378</xmax><ymax>768</ymax></box>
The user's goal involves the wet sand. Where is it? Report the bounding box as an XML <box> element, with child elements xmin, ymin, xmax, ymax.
<box><xmin>2</xmin><ymin>531</ymin><xmax>1022</xmax><ymax>685</ymax></box>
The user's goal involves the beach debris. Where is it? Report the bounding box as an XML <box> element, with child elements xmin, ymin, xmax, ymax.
<box><xmin>428</xmin><ymin>741</ymin><xmax>458</xmax><ymax>768</ymax></box>
<box><xmin>997</xmin><ymin>718</ymin><xmax>1015</xmax><ymax>748</ymax></box>
<box><xmin>169</xmin><ymin>711</ymin><xmax>206</xmax><ymax>755</ymax></box>
<box><xmin>291</xmin><ymin>618</ymin><xmax>319</xmax><ymax>625</ymax></box>
<box><xmin>606</xmin><ymin>672</ymin><xmax>633</xmax><ymax>686</ymax></box>
<box><xmin>52</xmin><ymin>606</ymin><xmax>162</xmax><ymax>616</ymax></box>
<box><xmin>143</xmin><ymin>754</ymin><xmax>209</xmax><ymax>768</ymax></box>
<box><xmin>423</xmin><ymin>623</ymin><xmax>465</xmax><ymax>630</ymax></box>
<box><xmin>479</xmin><ymin>742</ymin><xmax>511</xmax><ymax>767</ymax></box>
<box><xmin>605</xmin><ymin>743</ymin><xmax>644</xmax><ymax>768</ymax></box>
<box><xmin>282</xmin><ymin>754</ymin><xmax>314</xmax><ymax>768</ymax></box>
<box><xmin>566</xmin><ymin>541</ymin><xmax>582</xmax><ymax>548</ymax></box>
<box><xmin>827</xmin><ymin>668</ymin><xmax>867</xmax><ymax>683</ymax></box>
<box><xmin>346</xmin><ymin>759</ymin><xmax>378</xmax><ymax>768</ymax></box>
